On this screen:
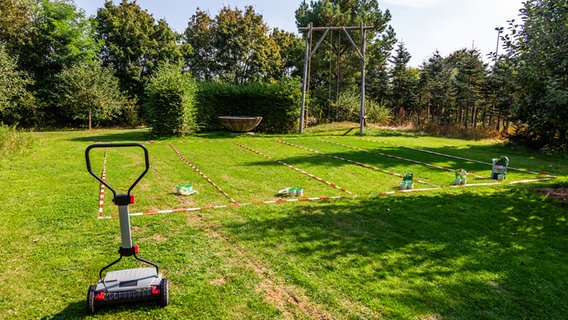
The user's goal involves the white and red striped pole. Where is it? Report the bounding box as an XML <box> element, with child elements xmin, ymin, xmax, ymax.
<box><xmin>97</xmin><ymin>148</ymin><xmax>107</xmax><ymax>218</ymax></box>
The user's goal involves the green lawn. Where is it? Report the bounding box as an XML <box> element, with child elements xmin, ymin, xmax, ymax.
<box><xmin>0</xmin><ymin>128</ymin><xmax>566</xmax><ymax>319</ymax></box>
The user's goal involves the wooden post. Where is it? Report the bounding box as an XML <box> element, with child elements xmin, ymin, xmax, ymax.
<box><xmin>299</xmin><ymin>23</ymin><xmax>312</xmax><ymax>133</ymax></box>
<box><xmin>298</xmin><ymin>24</ymin><xmax>373</xmax><ymax>134</ymax></box>
<box><xmin>360</xmin><ymin>22</ymin><xmax>367</xmax><ymax>134</ymax></box>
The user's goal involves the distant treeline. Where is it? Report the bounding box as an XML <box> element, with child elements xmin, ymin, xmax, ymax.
<box><xmin>0</xmin><ymin>0</ymin><xmax>565</xmax><ymax>151</ymax></box>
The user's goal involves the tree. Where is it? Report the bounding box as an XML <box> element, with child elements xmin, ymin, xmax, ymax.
<box><xmin>505</xmin><ymin>0</ymin><xmax>568</xmax><ymax>151</ymax></box>
<box><xmin>0</xmin><ymin>0</ymin><xmax>103</xmax><ymax>127</ymax></box>
<box><xmin>484</xmin><ymin>59</ymin><xmax>515</xmax><ymax>131</ymax></box>
<box><xmin>419</xmin><ymin>51</ymin><xmax>453</xmax><ymax>125</ymax></box>
<box><xmin>95</xmin><ymin>0</ymin><xmax>182</xmax><ymax>102</ymax></box>
<box><xmin>22</xmin><ymin>0</ymin><xmax>99</xmax><ymax>81</ymax></box>
<box><xmin>55</xmin><ymin>61</ymin><xmax>126</xmax><ymax>129</ymax></box>
<box><xmin>0</xmin><ymin>0</ymin><xmax>34</xmax><ymax>54</ymax></box>
<box><xmin>271</xmin><ymin>28</ymin><xmax>304</xmax><ymax>78</ymax></box>
<box><xmin>183</xmin><ymin>8</ymin><xmax>214</xmax><ymax>81</ymax></box>
<box><xmin>448</xmin><ymin>49</ymin><xmax>487</xmax><ymax>129</ymax></box>
<box><xmin>415</xmin><ymin>48</ymin><xmax>489</xmax><ymax>130</ymax></box>
<box><xmin>389</xmin><ymin>41</ymin><xmax>417</xmax><ymax>122</ymax></box>
<box><xmin>183</xmin><ymin>6</ymin><xmax>282</xmax><ymax>84</ymax></box>
<box><xmin>0</xmin><ymin>43</ymin><xmax>36</xmax><ymax>126</ymax></box>
<box><xmin>4</xmin><ymin>0</ymin><xmax>100</xmax><ymax>126</ymax></box>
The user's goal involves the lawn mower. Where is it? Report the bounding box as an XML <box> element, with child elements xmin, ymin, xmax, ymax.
<box><xmin>85</xmin><ymin>143</ymin><xmax>168</xmax><ymax>314</ymax></box>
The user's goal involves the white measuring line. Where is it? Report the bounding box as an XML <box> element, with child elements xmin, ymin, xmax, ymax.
<box><xmin>104</xmin><ymin>188</ymin><xmax>444</xmax><ymax>219</ymax></box>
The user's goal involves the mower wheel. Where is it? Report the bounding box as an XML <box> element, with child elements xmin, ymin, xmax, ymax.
<box><xmin>160</xmin><ymin>278</ymin><xmax>169</xmax><ymax>307</ymax></box>
<box><xmin>87</xmin><ymin>285</ymin><xmax>97</xmax><ymax>314</ymax></box>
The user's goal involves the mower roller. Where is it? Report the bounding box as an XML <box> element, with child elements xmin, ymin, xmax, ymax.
<box><xmin>85</xmin><ymin>143</ymin><xmax>168</xmax><ymax>314</ymax></box>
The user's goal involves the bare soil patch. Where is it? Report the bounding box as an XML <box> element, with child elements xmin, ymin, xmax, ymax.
<box><xmin>537</xmin><ymin>187</ymin><xmax>568</xmax><ymax>202</ymax></box>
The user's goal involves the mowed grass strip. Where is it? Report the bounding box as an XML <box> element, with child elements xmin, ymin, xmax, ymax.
<box><xmin>287</xmin><ymin>137</ymin><xmax>451</xmax><ymax>188</ymax></box>
<box><xmin>256</xmin><ymin>138</ymin><xmax>408</xmax><ymax>195</ymax></box>
<box><xmin>342</xmin><ymin>137</ymin><xmax>546</xmax><ymax>183</ymax></box>
<box><xmin>357</xmin><ymin>136</ymin><xmax>562</xmax><ymax>178</ymax></box>
<box><xmin>348</xmin><ymin>136</ymin><xmax>499</xmax><ymax>177</ymax></box>
<box><xmin>168</xmin><ymin>139</ymin><xmax>347</xmax><ymax>204</ymax></box>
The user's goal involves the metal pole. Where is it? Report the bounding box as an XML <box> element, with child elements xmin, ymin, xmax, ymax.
<box><xmin>118</xmin><ymin>203</ymin><xmax>133</xmax><ymax>249</ymax></box>
<box><xmin>299</xmin><ymin>23</ymin><xmax>312</xmax><ymax>133</ymax></box>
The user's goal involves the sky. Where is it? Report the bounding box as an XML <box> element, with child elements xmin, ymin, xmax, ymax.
<box><xmin>74</xmin><ymin>0</ymin><xmax>524</xmax><ymax>67</ymax></box>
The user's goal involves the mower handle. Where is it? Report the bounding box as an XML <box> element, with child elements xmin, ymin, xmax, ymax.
<box><xmin>85</xmin><ymin>143</ymin><xmax>150</xmax><ymax>200</ymax></box>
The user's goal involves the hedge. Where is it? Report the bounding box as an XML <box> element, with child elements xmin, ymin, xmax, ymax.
<box><xmin>196</xmin><ymin>79</ymin><xmax>302</xmax><ymax>134</ymax></box>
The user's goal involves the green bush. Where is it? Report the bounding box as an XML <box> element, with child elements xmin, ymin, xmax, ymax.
<box><xmin>327</xmin><ymin>89</ymin><xmax>392</xmax><ymax>125</ymax></box>
<box><xmin>196</xmin><ymin>79</ymin><xmax>302</xmax><ymax>133</ymax></box>
<box><xmin>330</xmin><ymin>88</ymin><xmax>361</xmax><ymax>122</ymax></box>
<box><xmin>145</xmin><ymin>65</ymin><xmax>198</xmax><ymax>137</ymax></box>
<box><xmin>366</xmin><ymin>99</ymin><xmax>392</xmax><ymax>125</ymax></box>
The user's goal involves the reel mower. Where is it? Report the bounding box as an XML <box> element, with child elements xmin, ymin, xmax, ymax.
<box><xmin>85</xmin><ymin>143</ymin><xmax>168</xmax><ymax>314</ymax></box>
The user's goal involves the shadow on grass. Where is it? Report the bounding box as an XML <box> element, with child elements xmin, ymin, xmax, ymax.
<box><xmin>235</xmin><ymin>138</ymin><xmax>566</xmax><ymax>177</ymax></box>
<box><xmin>46</xmin><ymin>299</ymin><xmax>165</xmax><ymax>319</ymax></box>
<box><xmin>68</xmin><ymin>130</ymin><xmax>150</xmax><ymax>142</ymax></box>
<box><xmin>42</xmin><ymin>301</ymin><xmax>88</xmax><ymax>320</ymax></box>
<box><xmin>222</xmin><ymin>186</ymin><xmax>568</xmax><ymax>319</ymax></box>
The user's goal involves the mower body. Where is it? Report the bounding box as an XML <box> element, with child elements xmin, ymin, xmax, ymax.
<box><xmin>85</xmin><ymin>143</ymin><xmax>168</xmax><ymax>314</ymax></box>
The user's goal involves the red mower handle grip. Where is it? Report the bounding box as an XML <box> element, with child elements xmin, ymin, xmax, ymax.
<box><xmin>85</xmin><ymin>143</ymin><xmax>150</xmax><ymax>200</ymax></box>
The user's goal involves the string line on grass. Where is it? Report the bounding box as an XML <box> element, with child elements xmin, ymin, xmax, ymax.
<box><xmin>321</xmin><ymin>139</ymin><xmax>486</xmax><ymax>179</ymax></box>
<box><xmin>234</xmin><ymin>142</ymin><xmax>353</xmax><ymax>195</ymax></box>
<box><xmin>103</xmin><ymin>196</ymin><xmax>347</xmax><ymax>218</ymax></box>
<box><xmin>362</xmin><ymin>138</ymin><xmax>557</xmax><ymax>178</ymax></box>
<box><xmin>98</xmin><ymin>148</ymin><xmax>107</xmax><ymax>218</ymax></box>
<box><xmin>108</xmin><ymin>187</ymin><xmax>443</xmax><ymax>218</ymax></box>
<box><xmin>276</xmin><ymin>139</ymin><xmax>435</xmax><ymax>186</ymax></box>
<box><xmin>169</xmin><ymin>143</ymin><xmax>239</xmax><ymax>204</ymax></box>
<box><xmin>103</xmin><ymin>176</ymin><xmax>552</xmax><ymax>219</ymax></box>
<box><xmin>449</xmin><ymin>177</ymin><xmax>554</xmax><ymax>188</ymax></box>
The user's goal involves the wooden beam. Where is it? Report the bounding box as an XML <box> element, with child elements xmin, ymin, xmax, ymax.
<box><xmin>299</xmin><ymin>26</ymin><xmax>374</xmax><ymax>32</ymax></box>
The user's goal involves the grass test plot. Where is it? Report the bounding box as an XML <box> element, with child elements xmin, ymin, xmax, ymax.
<box><xmin>251</xmin><ymin>139</ymin><xmax>410</xmax><ymax>195</ymax></box>
<box><xmin>91</xmin><ymin>135</ymin><xmax>557</xmax><ymax>217</ymax></box>
<box><xmin>138</xmin><ymin>142</ymin><xmax>236</xmax><ymax>211</ymax></box>
<box><xmin>86</xmin><ymin>142</ymin><xmax>229</xmax><ymax>217</ymax></box>
<box><xmin>167</xmin><ymin>139</ymin><xmax>347</xmax><ymax>204</ymax></box>
<box><xmin>354</xmin><ymin>137</ymin><xmax>546</xmax><ymax>183</ymax></box>
<box><xmin>287</xmin><ymin>137</ymin><xmax>451</xmax><ymax>188</ymax></box>
<box><xmin>341</xmin><ymin>137</ymin><xmax>494</xmax><ymax>183</ymax></box>
<box><xmin>317</xmin><ymin>138</ymin><xmax>469</xmax><ymax>184</ymax></box>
